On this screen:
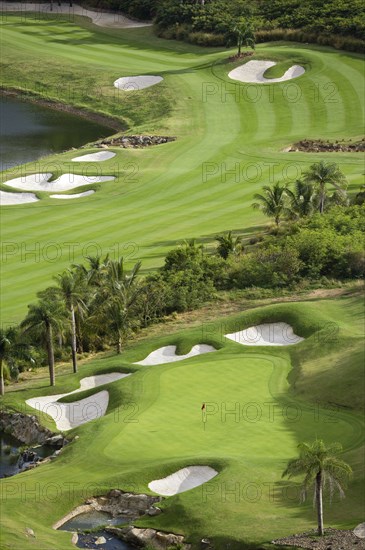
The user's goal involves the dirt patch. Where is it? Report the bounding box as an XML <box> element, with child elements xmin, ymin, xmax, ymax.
<box><xmin>272</xmin><ymin>527</ymin><xmax>365</xmax><ymax>549</ymax></box>
<box><xmin>228</xmin><ymin>51</ymin><xmax>255</xmax><ymax>62</ymax></box>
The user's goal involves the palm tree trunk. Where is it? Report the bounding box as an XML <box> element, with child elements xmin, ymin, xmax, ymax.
<box><xmin>70</xmin><ymin>304</ymin><xmax>78</xmax><ymax>374</ymax></box>
<box><xmin>46</xmin><ymin>322</ymin><xmax>55</xmax><ymax>386</ymax></box>
<box><xmin>0</xmin><ymin>359</ymin><xmax>4</xmax><ymax>396</ymax></box>
<box><xmin>238</xmin><ymin>40</ymin><xmax>241</xmax><ymax>56</ymax></box>
<box><xmin>319</xmin><ymin>184</ymin><xmax>325</xmax><ymax>214</ymax></box>
<box><xmin>316</xmin><ymin>471</ymin><xmax>324</xmax><ymax>536</ymax></box>
<box><xmin>117</xmin><ymin>332</ymin><xmax>122</xmax><ymax>354</ymax></box>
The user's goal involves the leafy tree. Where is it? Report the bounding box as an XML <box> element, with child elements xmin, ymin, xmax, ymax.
<box><xmin>282</xmin><ymin>439</ymin><xmax>352</xmax><ymax>536</ymax></box>
<box><xmin>303</xmin><ymin>161</ymin><xmax>347</xmax><ymax>214</ymax></box>
<box><xmin>252</xmin><ymin>181</ymin><xmax>289</xmax><ymax>225</ymax></box>
<box><xmin>215</xmin><ymin>231</ymin><xmax>243</xmax><ymax>259</ymax></box>
<box><xmin>0</xmin><ymin>327</ymin><xmax>29</xmax><ymax>396</ymax></box>
<box><xmin>232</xmin><ymin>17</ymin><xmax>255</xmax><ymax>55</ymax></box>
<box><xmin>21</xmin><ymin>298</ymin><xmax>66</xmax><ymax>386</ymax></box>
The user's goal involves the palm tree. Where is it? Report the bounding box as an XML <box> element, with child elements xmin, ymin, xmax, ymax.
<box><xmin>303</xmin><ymin>161</ymin><xmax>347</xmax><ymax>214</ymax></box>
<box><xmin>252</xmin><ymin>182</ymin><xmax>289</xmax><ymax>226</ymax></box>
<box><xmin>232</xmin><ymin>18</ymin><xmax>255</xmax><ymax>56</ymax></box>
<box><xmin>53</xmin><ymin>269</ymin><xmax>88</xmax><ymax>374</ymax></box>
<box><xmin>286</xmin><ymin>180</ymin><xmax>317</xmax><ymax>220</ymax></box>
<box><xmin>21</xmin><ymin>299</ymin><xmax>66</xmax><ymax>387</ymax></box>
<box><xmin>282</xmin><ymin>439</ymin><xmax>352</xmax><ymax>536</ymax></box>
<box><xmin>215</xmin><ymin>231</ymin><xmax>243</xmax><ymax>259</ymax></box>
<box><xmin>97</xmin><ymin>259</ymin><xmax>142</xmax><ymax>353</ymax></box>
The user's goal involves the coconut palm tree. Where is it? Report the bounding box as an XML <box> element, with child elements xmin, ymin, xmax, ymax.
<box><xmin>232</xmin><ymin>18</ymin><xmax>255</xmax><ymax>56</ymax></box>
<box><xmin>21</xmin><ymin>298</ymin><xmax>66</xmax><ymax>387</ymax></box>
<box><xmin>53</xmin><ymin>269</ymin><xmax>88</xmax><ymax>374</ymax></box>
<box><xmin>286</xmin><ymin>180</ymin><xmax>318</xmax><ymax>220</ymax></box>
<box><xmin>215</xmin><ymin>231</ymin><xmax>243</xmax><ymax>259</ymax></box>
<box><xmin>282</xmin><ymin>439</ymin><xmax>352</xmax><ymax>536</ymax></box>
<box><xmin>97</xmin><ymin>259</ymin><xmax>142</xmax><ymax>353</ymax></box>
<box><xmin>252</xmin><ymin>182</ymin><xmax>289</xmax><ymax>226</ymax></box>
<box><xmin>303</xmin><ymin>161</ymin><xmax>347</xmax><ymax>214</ymax></box>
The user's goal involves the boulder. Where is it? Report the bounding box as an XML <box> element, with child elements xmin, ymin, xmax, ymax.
<box><xmin>354</xmin><ymin>523</ymin><xmax>365</xmax><ymax>539</ymax></box>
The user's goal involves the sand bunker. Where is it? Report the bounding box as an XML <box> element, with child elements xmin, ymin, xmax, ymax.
<box><xmin>135</xmin><ymin>344</ymin><xmax>216</xmax><ymax>366</ymax></box>
<box><xmin>225</xmin><ymin>322</ymin><xmax>304</xmax><ymax>346</ymax></box>
<box><xmin>26</xmin><ymin>373</ymin><xmax>129</xmax><ymax>430</ymax></box>
<box><xmin>0</xmin><ymin>3</ymin><xmax>151</xmax><ymax>28</ymax></box>
<box><xmin>114</xmin><ymin>76</ymin><xmax>163</xmax><ymax>92</ymax></box>
<box><xmin>72</xmin><ymin>151</ymin><xmax>116</xmax><ymax>162</ymax></box>
<box><xmin>4</xmin><ymin>173</ymin><xmax>114</xmax><ymax>192</ymax></box>
<box><xmin>228</xmin><ymin>60</ymin><xmax>305</xmax><ymax>84</ymax></box>
<box><xmin>149</xmin><ymin>466</ymin><xmax>218</xmax><ymax>496</ymax></box>
<box><xmin>0</xmin><ymin>190</ymin><xmax>39</xmax><ymax>205</ymax></box>
<box><xmin>50</xmin><ymin>191</ymin><xmax>95</xmax><ymax>199</ymax></box>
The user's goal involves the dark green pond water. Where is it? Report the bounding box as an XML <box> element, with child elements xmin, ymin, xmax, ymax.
<box><xmin>59</xmin><ymin>511</ymin><xmax>132</xmax><ymax>550</ymax></box>
<box><xmin>0</xmin><ymin>95</ymin><xmax>112</xmax><ymax>171</ymax></box>
<box><xmin>0</xmin><ymin>430</ymin><xmax>54</xmax><ymax>478</ymax></box>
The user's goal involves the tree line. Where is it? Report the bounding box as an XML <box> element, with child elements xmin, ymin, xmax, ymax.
<box><xmin>1</xmin><ymin>162</ymin><xmax>364</xmax><ymax>394</ymax></box>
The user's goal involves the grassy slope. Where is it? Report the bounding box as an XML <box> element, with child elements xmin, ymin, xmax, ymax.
<box><xmin>0</xmin><ymin>16</ymin><xmax>364</xmax><ymax>322</ymax></box>
<box><xmin>0</xmin><ymin>296</ymin><xmax>364</xmax><ymax>549</ymax></box>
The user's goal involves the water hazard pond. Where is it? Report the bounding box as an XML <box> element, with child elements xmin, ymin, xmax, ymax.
<box><xmin>0</xmin><ymin>95</ymin><xmax>113</xmax><ymax>171</ymax></box>
<box><xmin>0</xmin><ymin>430</ymin><xmax>54</xmax><ymax>478</ymax></box>
<box><xmin>59</xmin><ymin>511</ymin><xmax>131</xmax><ymax>550</ymax></box>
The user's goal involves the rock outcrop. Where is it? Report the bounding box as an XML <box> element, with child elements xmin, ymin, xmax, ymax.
<box><xmin>288</xmin><ymin>138</ymin><xmax>365</xmax><ymax>153</ymax></box>
<box><xmin>0</xmin><ymin>411</ymin><xmax>56</xmax><ymax>445</ymax></box>
<box><xmin>94</xmin><ymin>135</ymin><xmax>176</xmax><ymax>149</ymax></box>
<box><xmin>54</xmin><ymin>490</ymin><xmax>162</xmax><ymax>530</ymax></box>
<box><xmin>106</xmin><ymin>525</ymin><xmax>191</xmax><ymax>549</ymax></box>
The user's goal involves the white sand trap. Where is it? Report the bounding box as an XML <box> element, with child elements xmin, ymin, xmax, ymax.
<box><xmin>4</xmin><ymin>173</ymin><xmax>114</xmax><ymax>192</ymax></box>
<box><xmin>26</xmin><ymin>372</ymin><xmax>129</xmax><ymax>430</ymax></box>
<box><xmin>225</xmin><ymin>322</ymin><xmax>304</xmax><ymax>346</ymax></box>
<box><xmin>72</xmin><ymin>151</ymin><xmax>116</xmax><ymax>162</ymax></box>
<box><xmin>114</xmin><ymin>76</ymin><xmax>163</xmax><ymax>92</ymax></box>
<box><xmin>228</xmin><ymin>60</ymin><xmax>305</xmax><ymax>84</ymax></box>
<box><xmin>0</xmin><ymin>190</ymin><xmax>39</xmax><ymax>205</ymax></box>
<box><xmin>0</xmin><ymin>3</ymin><xmax>151</xmax><ymax>29</ymax></box>
<box><xmin>149</xmin><ymin>466</ymin><xmax>218</xmax><ymax>496</ymax></box>
<box><xmin>50</xmin><ymin>191</ymin><xmax>95</xmax><ymax>199</ymax></box>
<box><xmin>135</xmin><ymin>344</ymin><xmax>216</xmax><ymax>366</ymax></box>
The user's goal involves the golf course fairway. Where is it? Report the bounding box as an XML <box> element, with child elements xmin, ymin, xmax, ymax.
<box><xmin>0</xmin><ymin>14</ymin><xmax>364</xmax><ymax>322</ymax></box>
<box><xmin>0</xmin><ymin>8</ymin><xmax>364</xmax><ymax>550</ymax></box>
<box><xmin>0</xmin><ymin>297</ymin><xmax>364</xmax><ymax>548</ymax></box>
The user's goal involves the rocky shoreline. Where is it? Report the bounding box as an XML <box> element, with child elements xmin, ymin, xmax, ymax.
<box><xmin>0</xmin><ymin>410</ymin><xmax>64</xmax><ymax>445</ymax></box>
<box><xmin>55</xmin><ymin>489</ymin><xmax>191</xmax><ymax>549</ymax></box>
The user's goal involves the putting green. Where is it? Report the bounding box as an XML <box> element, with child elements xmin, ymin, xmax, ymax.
<box><xmin>1</xmin><ymin>297</ymin><xmax>364</xmax><ymax>549</ymax></box>
<box><xmin>0</xmin><ymin>15</ymin><xmax>364</xmax><ymax>321</ymax></box>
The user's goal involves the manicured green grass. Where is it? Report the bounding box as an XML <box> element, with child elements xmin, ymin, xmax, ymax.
<box><xmin>1</xmin><ymin>297</ymin><xmax>364</xmax><ymax>549</ymax></box>
<box><xmin>0</xmin><ymin>14</ymin><xmax>364</xmax><ymax>322</ymax></box>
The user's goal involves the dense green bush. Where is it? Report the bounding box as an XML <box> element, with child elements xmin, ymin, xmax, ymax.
<box><xmin>153</xmin><ymin>0</ymin><xmax>365</xmax><ymax>51</ymax></box>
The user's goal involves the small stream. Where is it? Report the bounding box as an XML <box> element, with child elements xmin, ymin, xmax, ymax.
<box><xmin>0</xmin><ymin>430</ymin><xmax>54</xmax><ymax>478</ymax></box>
<box><xmin>59</xmin><ymin>511</ymin><xmax>133</xmax><ymax>550</ymax></box>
